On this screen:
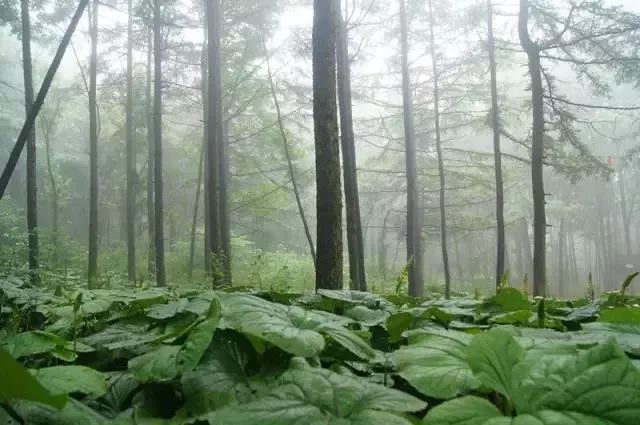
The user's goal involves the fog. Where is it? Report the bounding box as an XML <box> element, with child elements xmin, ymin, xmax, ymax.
<box><xmin>1</xmin><ymin>0</ymin><xmax>640</xmax><ymax>297</ymax></box>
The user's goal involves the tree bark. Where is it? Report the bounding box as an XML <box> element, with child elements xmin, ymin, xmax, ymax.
<box><xmin>263</xmin><ymin>38</ymin><xmax>316</xmax><ymax>269</ymax></box>
<box><xmin>313</xmin><ymin>0</ymin><xmax>343</xmax><ymax>290</ymax></box>
<box><xmin>200</xmin><ymin>24</ymin><xmax>211</xmax><ymax>274</ymax></box>
<box><xmin>399</xmin><ymin>0</ymin><xmax>423</xmax><ymax>296</ymax></box>
<box><xmin>21</xmin><ymin>0</ymin><xmax>39</xmax><ymax>285</ymax></box>
<box><xmin>487</xmin><ymin>0</ymin><xmax>505</xmax><ymax>290</ymax></box>
<box><xmin>427</xmin><ymin>0</ymin><xmax>450</xmax><ymax>298</ymax></box>
<box><xmin>125</xmin><ymin>0</ymin><xmax>136</xmax><ymax>282</ymax></box>
<box><xmin>0</xmin><ymin>0</ymin><xmax>89</xmax><ymax>200</ymax></box>
<box><xmin>337</xmin><ymin>2</ymin><xmax>366</xmax><ymax>291</ymax></box>
<box><xmin>153</xmin><ymin>0</ymin><xmax>166</xmax><ymax>286</ymax></box>
<box><xmin>146</xmin><ymin>27</ymin><xmax>155</xmax><ymax>280</ymax></box>
<box><xmin>88</xmin><ymin>0</ymin><xmax>99</xmax><ymax>288</ymax></box>
<box><xmin>518</xmin><ymin>0</ymin><xmax>546</xmax><ymax>297</ymax></box>
<box><xmin>205</xmin><ymin>0</ymin><xmax>223</xmax><ymax>285</ymax></box>
<box><xmin>558</xmin><ymin>217</ymin><xmax>565</xmax><ymax>296</ymax></box>
<box><xmin>188</xmin><ymin>144</ymin><xmax>204</xmax><ymax>279</ymax></box>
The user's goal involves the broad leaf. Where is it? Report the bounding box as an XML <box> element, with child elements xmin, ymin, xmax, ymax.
<box><xmin>32</xmin><ymin>366</ymin><xmax>108</xmax><ymax>397</ymax></box>
<box><xmin>393</xmin><ymin>329</ymin><xmax>479</xmax><ymax>399</ymax></box>
<box><xmin>129</xmin><ymin>345</ymin><xmax>180</xmax><ymax>382</ymax></box>
<box><xmin>176</xmin><ymin>297</ymin><xmax>221</xmax><ymax>371</ymax></box>
<box><xmin>4</xmin><ymin>331</ymin><xmax>93</xmax><ymax>361</ymax></box>
<box><xmin>422</xmin><ymin>396</ymin><xmax>506</xmax><ymax>425</ymax></box>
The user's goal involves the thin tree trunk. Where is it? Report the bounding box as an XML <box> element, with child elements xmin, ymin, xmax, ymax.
<box><xmin>378</xmin><ymin>209</ymin><xmax>391</xmax><ymax>280</ymax></box>
<box><xmin>522</xmin><ymin>217</ymin><xmax>533</xmax><ymax>282</ymax></box>
<box><xmin>558</xmin><ymin>217</ymin><xmax>565</xmax><ymax>297</ymax></box>
<box><xmin>263</xmin><ymin>38</ymin><xmax>316</xmax><ymax>268</ymax></box>
<box><xmin>40</xmin><ymin>108</ymin><xmax>59</xmax><ymax>265</ymax></box>
<box><xmin>619</xmin><ymin>171</ymin><xmax>631</xmax><ymax>256</ymax></box>
<box><xmin>200</xmin><ymin>24</ymin><xmax>211</xmax><ymax>274</ymax></box>
<box><xmin>146</xmin><ymin>27</ymin><xmax>155</xmax><ymax>279</ymax></box>
<box><xmin>0</xmin><ymin>0</ymin><xmax>89</xmax><ymax>200</ymax></box>
<box><xmin>427</xmin><ymin>0</ymin><xmax>450</xmax><ymax>298</ymax></box>
<box><xmin>188</xmin><ymin>145</ymin><xmax>204</xmax><ymax>278</ymax></box>
<box><xmin>487</xmin><ymin>0</ymin><xmax>505</xmax><ymax>290</ymax></box>
<box><xmin>152</xmin><ymin>0</ymin><xmax>165</xmax><ymax>286</ymax></box>
<box><xmin>337</xmin><ymin>2</ymin><xmax>366</xmax><ymax>291</ymax></box>
<box><xmin>519</xmin><ymin>0</ymin><xmax>546</xmax><ymax>297</ymax></box>
<box><xmin>313</xmin><ymin>0</ymin><xmax>343</xmax><ymax>290</ymax></box>
<box><xmin>205</xmin><ymin>0</ymin><xmax>223</xmax><ymax>285</ymax></box>
<box><xmin>219</xmin><ymin>116</ymin><xmax>231</xmax><ymax>283</ymax></box>
<box><xmin>125</xmin><ymin>0</ymin><xmax>136</xmax><ymax>281</ymax></box>
<box><xmin>399</xmin><ymin>0</ymin><xmax>423</xmax><ymax>296</ymax></box>
<box><xmin>21</xmin><ymin>0</ymin><xmax>39</xmax><ymax>285</ymax></box>
<box><xmin>88</xmin><ymin>0</ymin><xmax>99</xmax><ymax>288</ymax></box>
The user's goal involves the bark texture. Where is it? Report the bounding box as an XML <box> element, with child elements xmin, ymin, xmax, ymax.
<box><xmin>88</xmin><ymin>0</ymin><xmax>99</xmax><ymax>288</ymax></box>
<box><xmin>153</xmin><ymin>0</ymin><xmax>166</xmax><ymax>286</ymax></box>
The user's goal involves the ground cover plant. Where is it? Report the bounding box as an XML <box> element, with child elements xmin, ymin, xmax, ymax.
<box><xmin>2</xmin><ymin>277</ymin><xmax>640</xmax><ymax>424</ymax></box>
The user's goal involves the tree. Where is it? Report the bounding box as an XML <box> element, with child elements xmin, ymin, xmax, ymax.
<box><xmin>205</xmin><ymin>0</ymin><xmax>223</xmax><ymax>285</ymax></box>
<box><xmin>313</xmin><ymin>0</ymin><xmax>343</xmax><ymax>290</ymax></box>
<box><xmin>399</xmin><ymin>0</ymin><xmax>423</xmax><ymax>296</ymax></box>
<box><xmin>88</xmin><ymin>0</ymin><xmax>99</xmax><ymax>288</ymax></box>
<box><xmin>20</xmin><ymin>0</ymin><xmax>39</xmax><ymax>285</ymax></box>
<box><xmin>427</xmin><ymin>0</ymin><xmax>450</xmax><ymax>298</ymax></box>
<box><xmin>125</xmin><ymin>0</ymin><xmax>136</xmax><ymax>282</ymax></box>
<box><xmin>337</xmin><ymin>0</ymin><xmax>366</xmax><ymax>291</ymax></box>
<box><xmin>152</xmin><ymin>0</ymin><xmax>165</xmax><ymax>286</ymax></box>
<box><xmin>486</xmin><ymin>0</ymin><xmax>505</xmax><ymax>290</ymax></box>
<box><xmin>146</xmin><ymin>26</ymin><xmax>155</xmax><ymax>279</ymax></box>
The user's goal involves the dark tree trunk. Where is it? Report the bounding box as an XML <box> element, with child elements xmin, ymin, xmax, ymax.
<box><xmin>427</xmin><ymin>0</ymin><xmax>450</xmax><ymax>298</ymax></box>
<box><xmin>219</xmin><ymin>116</ymin><xmax>231</xmax><ymax>283</ymax></box>
<box><xmin>313</xmin><ymin>0</ymin><xmax>343</xmax><ymax>290</ymax></box>
<box><xmin>337</xmin><ymin>3</ymin><xmax>366</xmax><ymax>291</ymax></box>
<box><xmin>200</xmin><ymin>25</ymin><xmax>211</xmax><ymax>274</ymax></box>
<box><xmin>188</xmin><ymin>145</ymin><xmax>204</xmax><ymax>279</ymax></box>
<box><xmin>519</xmin><ymin>0</ymin><xmax>546</xmax><ymax>297</ymax></box>
<box><xmin>21</xmin><ymin>0</ymin><xmax>39</xmax><ymax>285</ymax></box>
<box><xmin>153</xmin><ymin>0</ymin><xmax>166</xmax><ymax>286</ymax></box>
<box><xmin>487</xmin><ymin>0</ymin><xmax>505</xmax><ymax>290</ymax></box>
<box><xmin>263</xmin><ymin>39</ymin><xmax>316</xmax><ymax>268</ymax></box>
<box><xmin>558</xmin><ymin>217</ymin><xmax>565</xmax><ymax>297</ymax></box>
<box><xmin>399</xmin><ymin>0</ymin><xmax>423</xmax><ymax>296</ymax></box>
<box><xmin>88</xmin><ymin>0</ymin><xmax>99</xmax><ymax>288</ymax></box>
<box><xmin>205</xmin><ymin>0</ymin><xmax>223</xmax><ymax>285</ymax></box>
<box><xmin>146</xmin><ymin>27</ymin><xmax>155</xmax><ymax>279</ymax></box>
<box><xmin>125</xmin><ymin>0</ymin><xmax>136</xmax><ymax>282</ymax></box>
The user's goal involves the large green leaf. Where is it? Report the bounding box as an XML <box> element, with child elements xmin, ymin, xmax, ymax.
<box><xmin>129</xmin><ymin>345</ymin><xmax>181</xmax><ymax>382</ymax></box>
<box><xmin>32</xmin><ymin>366</ymin><xmax>108</xmax><ymax>397</ymax></box>
<box><xmin>221</xmin><ymin>293</ymin><xmax>325</xmax><ymax>357</ymax></box>
<box><xmin>393</xmin><ymin>329</ymin><xmax>479</xmax><ymax>399</ymax></box>
<box><xmin>0</xmin><ymin>349</ymin><xmax>67</xmax><ymax>409</ymax></box>
<box><xmin>515</xmin><ymin>341</ymin><xmax>640</xmax><ymax>423</ymax></box>
<box><xmin>210</xmin><ymin>358</ymin><xmax>426</xmax><ymax>424</ymax></box>
<box><xmin>466</xmin><ymin>329</ymin><xmax>526</xmax><ymax>399</ymax></box>
<box><xmin>422</xmin><ymin>396</ymin><xmax>507</xmax><ymax>425</ymax></box>
<box><xmin>176</xmin><ymin>297</ymin><xmax>221</xmax><ymax>371</ymax></box>
<box><xmin>4</xmin><ymin>331</ymin><xmax>93</xmax><ymax>361</ymax></box>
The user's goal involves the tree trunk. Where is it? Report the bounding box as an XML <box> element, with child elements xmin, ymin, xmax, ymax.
<box><xmin>200</xmin><ymin>24</ymin><xmax>211</xmax><ymax>274</ymax></box>
<box><xmin>188</xmin><ymin>144</ymin><xmax>204</xmax><ymax>278</ymax></box>
<box><xmin>40</xmin><ymin>108</ymin><xmax>59</xmax><ymax>265</ymax></box>
<box><xmin>399</xmin><ymin>0</ymin><xmax>423</xmax><ymax>296</ymax></box>
<box><xmin>125</xmin><ymin>0</ymin><xmax>136</xmax><ymax>282</ymax></box>
<box><xmin>88</xmin><ymin>0</ymin><xmax>99</xmax><ymax>288</ymax></box>
<box><xmin>313</xmin><ymin>0</ymin><xmax>343</xmax><ymax>290</ymax></box>
<box><xmin>152</xmin><ymin>0</ymin><xmax>166</xmax><ymax>286</ymax></box>
<box><xmin>619</xmin><ymin>171</ymin><xmax>631</xmax><ymax>256</ymax></box>
<box><xmin>518</xmin><ymin>0</ymin><xmax>546</xmax><ymax>297</ymax></box>
<box><xmin>21</xmin><ymin>0</ymin><xmax>39</xmax><ymax>285</ymax></box>
<box><xmin>219</xmin><ymin>116</ymin><xmax>231</xmax><ymax>283</ymax></box>
<box><xmin>205</xmin><ymin>0</ymin><xmax>223</xmax><ymax>285</ymax></box>
<box><xmin>487</xmin><ymin>0</ymin><xmax>505</xmax><ymax>290</ymax></box>
<box><xmin>263</xmin><ymin>38</ymin><xmax>316</xmax><ymax>268</ymax></box>
<box><xmin>337</xmin><ymin>2</ymin><xmax>366</xmax><ymax>292</ymax></box>
<box><xmin>427</xmin><ymin>0</ymin><xmax>450</xmax><ymax>298</ymax></box>
<box><xmin>521</xmin><ymin>217</ymin><xmax>533</xmax><ymax>284</ymax></box>
<box><xmin>378</xmin><ymin>209</ymin><xmax>391</xmax><ymax>280</ymax></box>
<box><xmin>558</xmin><ymin>217</ymin><xmax>565</xmax><ymax>297</ymax></box>
<box><xmin>146</xmin><ymin>27</ymin><xmax>155</xmax><ymax>280</ymax></box>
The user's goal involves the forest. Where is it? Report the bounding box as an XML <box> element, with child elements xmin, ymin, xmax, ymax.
<box><xmin>2</xmin><ymin>0</ymin><xmax>640</xmax><ymax>423</ymax></box>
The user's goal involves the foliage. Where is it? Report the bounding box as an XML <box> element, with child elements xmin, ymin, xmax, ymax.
<box><xmin>2</xmin><ymin>282</ymin><xmax>640</xmax><ymax>423</ymax></box>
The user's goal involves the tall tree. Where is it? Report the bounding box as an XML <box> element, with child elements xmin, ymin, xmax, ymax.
<box><xmin>518</xmin><ymin>0</ymin><xmax>546</xmax><ymax>297</ymax></box>
<box><xmin>313</xmin><ymin>0</ymin><xmax>343</xmax><ymax>290</ymax></box>
<box><xmin>40</xmin><ymin>100</ymin><xmax>61</xmax><ymax>264</ymax></box>
<box><xmin>337</xmin><ymin>0</ymin><xmax>366</xmax><ymax>291</ymax></box>
<box><xmin>427</xmin><ymin>0</ymin><xmax>450</xmax><ymax>298</ymax></box>
<box><xmin>205</xmin><ymin>0</ymin><xmax>223</xmax><ymax>285</ymax></box>
<box><xmin>20</xmin><ymin>0</ymin><xmax>39</xmax><ymax>285</ymax></box>
<box><xmin>152</xmin><ymin>0</ymin><xmax>165</xmax><ymax>286</ymax></box>
<box><xmin>487</xmin><ymin>0</ymin><xmax>505</xmax><ymax>290</ymax></box>
<box><xmin>88</xmin><ymin>0</ymin><xmax>99</xmax><ymax>288</ymax></box>
<box><xmin>125</xmin><ymin>0</ymin><xmax>136</xmax><ymax>281</ymax></box>
<box><xmin>399</xmin><ymin>0</ymin><xmax>423</xmax><ymax>296</ymax></box>
<box><xmin>145</xmin><ymin>27</ymin><xmax>155</xmax><ymax>279</ymax></box>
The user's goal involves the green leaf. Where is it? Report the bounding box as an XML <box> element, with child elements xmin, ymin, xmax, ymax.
<box><xmin>221</xmin><ymin>293</ymin><xmax>325</xmax><ymax>357</ymax></box>
<box><xmin>515</xmin><ymin>342</ymin><xmax>640</xmax><ymax>423</ymax></box>
<box><xmin>483</xmin><ymin>288</ymin><xmax>531</xmax><ymax>312</ymax></box>
<box><xmin>466</xmin><ymin>329</ymin><xmax>526</xmax><ymax>399</ymax></box>
<box><xmin>599</xmin><ymin>307</ymin><xmax>640</xmax><ymax>325</ymax></box>
<box><xmin>489</xmin><ymin>310</ymin><xmax>532</xmax><ymax>325</ymax></box>
<box><xmin>345</xmin><ymin>305</ymin><xmax>389</xmax><ymax>327</ymax></box>
<box><xmin>128</xmin><ymin>345</ymin><xmax>180</xmax><ymax>383</ymax></box>
<box><xmin>320</xmin><ymin>324</ymin><xmax>377</xmax><ymax>360</ymax></box>
<box><xmin>4</xmin><ymin>331</ymin><xmax>93</xmax><ymax>361</ymax></box>
<box><xmin>0</xmin><ymin>349</ymin><xmax>67</xmax><ymax>409</ymax></box>
<box><xmin>32</xmin><ymin>366</ymin><xmax>108</xmax><ymax>397</ymax></box>
<box><xmin>393</xmin><ymin>329</ymin><xmax>479</xmax><ymax>399</ymax></box>
<box><xmin>210</xmin><ymin>358</ymin><xmax>426</xmax><ymax>424</ymax></box>
<box><xmin>146</xmin><ymin>298</ymin><xmax>189</xmax><ymax>320</ymax></box>
<box><xmin>421</xmin><ymin>396</ymin><xmax>505</xmax><ymax>425</ymax></box>
<box><xmin>387</xmin><ymin>311</ymin><xmax>415</xmax><ymax>343</ymax></box>
<box><xmin>176</xmin><ymin>297</ymin><xmax>221</xmax><ymax>371</ymax></box>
